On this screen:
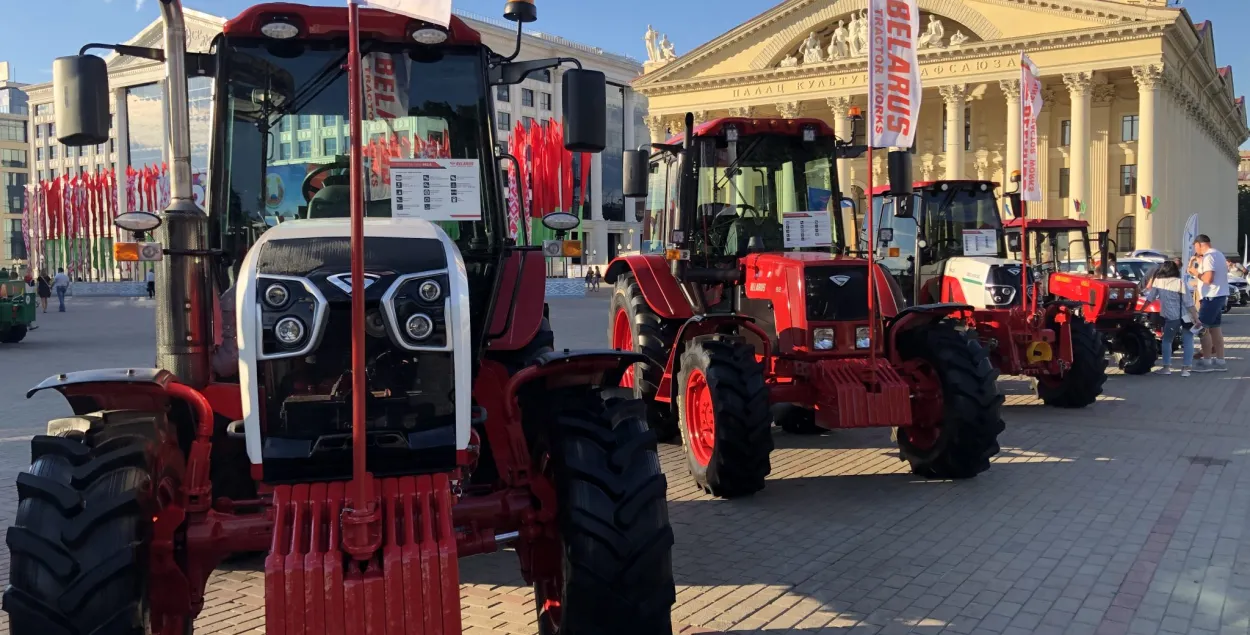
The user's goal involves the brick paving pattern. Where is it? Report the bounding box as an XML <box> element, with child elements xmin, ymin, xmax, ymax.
<box><xmin>0</xmin><ymin>294</ymin><xmax>1248</xmax><ymax>634</ymax></box>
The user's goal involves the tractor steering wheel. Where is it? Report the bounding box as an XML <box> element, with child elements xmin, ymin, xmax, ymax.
<box><xmin>302</xmin><ymin>161</ymin><xmax>342</xmax><ymax>202</ymax></box>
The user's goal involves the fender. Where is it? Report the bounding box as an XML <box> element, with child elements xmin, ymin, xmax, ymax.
<box><xmin>885</xmin><ymin>303</ymin><xmax>974</xmax><ymax>360</ymax></box>
<box><xmin>605</xmin><ymin>254</ymin><xmax>694</xmax><ymax>320</ymax></box>
<box><xmin>487</xmin><ymin>249</ymin><xmax>546</xmax><ymax>352</ymax></box>
<box><xmin>503</xmin><ymin>350</ymin><xmax>649</xmax><ymax>421</ymax></box>
<box><xmin>658</xmin><ymin>314</ymin><xmax>771</xmax><ymax>403</ymax></box>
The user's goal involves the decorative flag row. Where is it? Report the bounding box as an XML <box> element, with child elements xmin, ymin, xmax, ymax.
<box><xmin>505</xmin><ymin>118</ymin><xmax>592</xmax><ymax>244</ymax></box>
<box><xmin>21</xmin><ymin>164</ymin><xmax>169</xmax><ymax>280</ymax></box>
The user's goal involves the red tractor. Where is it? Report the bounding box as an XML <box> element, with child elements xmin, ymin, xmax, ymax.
<box><xmin>4</xmin><ymin>2</ymin><xmax>675</xmax><ymax>634</ymax></box>
<box><xmin>870</xmin><ymin>181</ymin><xmax>1109</xmax><ymax>408</ymax></box>
<box><xmin>607</xmin><ymin>114</ymin><xmax>1005</xmax><ymax>499</ymax></box>
<box><xmin>1002</xmin><ymin>218</ymin><xmax>1157</xmax><ymax>375</ymax></box>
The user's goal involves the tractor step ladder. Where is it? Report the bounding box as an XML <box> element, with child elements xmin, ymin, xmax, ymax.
<box><xmin>265</xmin><ymin>474</ymin><xmax>462</xmax><ymax>635</ymax></box>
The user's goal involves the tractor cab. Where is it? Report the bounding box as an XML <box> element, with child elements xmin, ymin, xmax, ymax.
<box><xmin>868</xmin><ymin>180</ymin><xmax>1026</xmax><ymax>310</ymax></box>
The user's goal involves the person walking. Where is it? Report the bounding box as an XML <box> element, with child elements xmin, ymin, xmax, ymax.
<box><xmin>592</xmin><ymin>266</ymin><xmax>602</xmax><ymax>291</ymax></box>
<box><xmin>23</xmin><ymin>272</ymin><xmax>38</xmax><ymax>330</ymax></box>
<box><xmin>146</xmin><ymin>268</ymin><xmax>156</xmax><ymax>299</ymax></box>
<box><xmin>1187</xmin><ymin>235</ymin><xmax>1229</xmax><ymax>372</ymax></box>
<box><xmin>52</xmin><ymin>268</ymin><xmax>71</xmax><ymax>313</ymax></box>
<box><xmin>584</xmin><ymin>267</ymin><xmax>594</xmax><ymax>292</ymax></box>
<box><xmin>36</xmin><ymin>271</ymin><xmax>52</xmax><ymax>314</ymax></box>
<box><xmin>1142</xmin><ymin>260</ymin><xmax>1196</xmax><ymax>376</ymax></box>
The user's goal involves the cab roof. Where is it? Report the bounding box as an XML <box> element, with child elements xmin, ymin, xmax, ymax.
<box><xmin>870</xmin><ymin>180</ymin><xmax>998</xmax><ymax>196</ymax></box>
<box><xmin>1003</xmin><ymin>218</ymin><xmax>1090</xmax><ymax>230</ymax></box>
<box><xmin>223</xmin><ymin>2</ymin><xmax>482</xmax><ymax>44</ymax></box>
<box><xmin>665</xmin><ymin>117</ymin><xmax>837</xmax><ymax>145</ymax></box>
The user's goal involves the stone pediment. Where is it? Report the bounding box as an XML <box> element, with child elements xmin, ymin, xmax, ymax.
<box><xmin>106</xmin><ymin>8</ymin><xmax>225</xmax><ymax>72</ymax></box>
<box><xmin>636</xmin><ymin>0</ymin><xmax>1181</xmax><ymax>87</ymax></box>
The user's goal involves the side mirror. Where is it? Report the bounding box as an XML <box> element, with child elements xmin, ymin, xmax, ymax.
<box><xmin>52</xmin><ymin>55</ymin><xmax>111</xmax><ymax>147</ymax></box>
<box><xmin>887</xmin><ymin>150</ymin><xmax>913</xmax><ymax>196</ymax></box>
<box><xmin>562</xmin><ymin>69</ymin><xmax>607</xmax><ymax>152</ymax></box>
<box><xmin>1007</xmin><ymin>233</ymin><xmax>1022</xmax><ymax>252</ymax></box>
<box><xmin>1005</xmin><ymin>193</ymin><xmax>1022</xmax><ymax>218</ymax></box>
<box><xmin>895</xmin><ymin>195</ymin><xmax>915</xmax><ymax>219</ymax></box>
<box><xmin>623</xmin><ymin>150</ymin><xmax>650</xmax><ymax>198</ymax></box>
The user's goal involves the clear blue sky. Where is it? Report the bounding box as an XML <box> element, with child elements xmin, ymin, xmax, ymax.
<box><xmin>2</xmin><ymin>1</ymin><xmax>1247</xmax><ymax>124</ymax></box>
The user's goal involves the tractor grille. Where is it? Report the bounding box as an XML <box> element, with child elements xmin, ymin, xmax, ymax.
<box><xmin>805</xmin><ymin>266</ymin><xmax>870</xmax><ymax>322</ymax></box>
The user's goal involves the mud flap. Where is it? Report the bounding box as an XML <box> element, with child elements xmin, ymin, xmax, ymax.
<box><xmin>811</xmin><ymin>359</ymin><xmax>913</xmax><ymax>428</ymax></box>
<box><xmin>266</xmin><ymin>474</ymin><xmax>461</xmax><ymax>635</ymax></box>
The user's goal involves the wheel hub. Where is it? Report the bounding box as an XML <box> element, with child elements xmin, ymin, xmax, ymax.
<box><xmin>683</xmin><ymin>369</ymin><xmax>715</xmax><ymax>466</ymax></box>
<box><xmin>611</xmin><ymin>308</ymin><xmax>635</xmax><ymax>388</ymax></box>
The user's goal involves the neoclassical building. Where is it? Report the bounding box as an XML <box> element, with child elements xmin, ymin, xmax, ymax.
<box><xmin>634</xmin><ymin>0</ymin><xmax>1248</xmax><ymax>254</ymax></box>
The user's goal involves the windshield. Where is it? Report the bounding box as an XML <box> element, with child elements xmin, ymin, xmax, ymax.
<box><xmin>214</xmin><ymin>39</ymin><xmax>496</xmax><ymax>266</ymax></box>
<box><xmin>1006</xmin><ymin>229</ymin><xmax>1092</xmax><ymax>273</ymax></box>
<box><xmin>685</xmin><ymin>134</ymin><xmax>843</xmax><ymax>258</ymax></box>
<box><xmin>869</xmin><ymin>186</ymin><xmax>1004</xmax><ymax>272</ymax></box>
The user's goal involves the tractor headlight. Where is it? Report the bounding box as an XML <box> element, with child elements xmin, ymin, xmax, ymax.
<box><xmin>855</xmin><ymin>326</ymin><xmax>871</xmax><ymax>349</ymax></box>
<box><xmin>406</xmin><ymin>313</ymin><xmax>435</xmax><ymax>340</ymax></box>
<box><xmin>813</xmin><ymin>328</ymin><xmax>835</xmax><ymax>351</ymax></box>
<box><xmin>1109</xmin><ymin>289</ymin><xmax>1120</xmax><ymax>300</ymax></box>
<box><xmin>274</xmin><ymin>317</ymin><xmax>306</xmax><ymax>345</ymax></box>
<box><xmin>418</xmin><ymin>279</ymin><xmax>442</xmax><ymax>302</ymax></box>
<box><xmin>985</xmin><ymin>284</ymin><xmax>1017</xmax><ymax>306</ymax></box>
<box><xmin>264</xmin><ymin>283</ymin><xmax>290</xmax><ymax>308</ymax></box>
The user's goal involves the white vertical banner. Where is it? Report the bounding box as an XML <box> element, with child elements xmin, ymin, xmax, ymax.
<box><xmin>1020</xmin><ymin>53</ymin><xmax>1044</xmax><ymax>202</ymax></box>
<box><xmin>360</xmin><ymin>0</ymin><xmax>451</xmax><ymax>26</ymax></box>
<box><xmin>867</xmin><ymin>0</ymin><xmax>921</xmax><ymax>149</ymax></box>
<box><xmin>1182</xmin><ymin>213</ymin><xmax>1199</xmax><ymax>293</ymax></box>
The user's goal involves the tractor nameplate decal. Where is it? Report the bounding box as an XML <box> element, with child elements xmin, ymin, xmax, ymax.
<box><xmin>327</xmin><ymin>272</ymin><xmax>381</xmax><ymax>295</ymax></box>
<box><xmin>829</xmin><ymin>275</ymin><xmax>851</xmax><ymax>287</ymax></box>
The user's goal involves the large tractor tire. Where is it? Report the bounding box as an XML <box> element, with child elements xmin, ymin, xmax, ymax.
<box><xmin>0</xmin><ymin>324</ymin><xmax>27</xmax><ymax>343</ymax></box>
<box><xmin>536</xmin><ymin>390</ymin><xmax>676</xmax><ymax>635</ymax></box>
<box><xmin>894</xmin><ymin>321</ymin><xmax>1004</xmax><ymax>479</ymax></box>
<box><xmin>675</xmin><ymin>335</ymin><xmax>773</xmax><ymax>498</ymax></box>
<box><xmin>609</xmin><ymin>274</ymin><xmax>679</xmax><ymax>441</ymax></box>
<box><xmin>4</xmin><ymin>411</ymin><xmax>183</xmax><ymax>635</ymax></box>
<box><xmin>1115</xmin><ymin>323</ymin><xmax>1158</xmax><ymax>376</ymax></box>
<box><xmin>1037</xmin><ymin>316</ymin><xmax>1106</xmax><ymax>408</ymax></box>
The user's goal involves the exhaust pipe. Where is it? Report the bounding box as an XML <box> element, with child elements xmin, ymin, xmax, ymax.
<box><xmin>154</xmin><ymin>0</ymin><xmax>212</xmax><ymax>387</ymax></box>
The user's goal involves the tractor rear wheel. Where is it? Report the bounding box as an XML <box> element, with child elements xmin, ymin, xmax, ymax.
<box><xmin>609</xmin><ymin>274</ymin><xmax>679</xmax><ymax>441</ymax></box>
<box><xmin>1037</xmin><ymin>316</ymin><xmax>1107</xmax><ymax>408</ymax></box>
<box><xmin>676</xmin><ymin>335</ymin><xmax>773</xmax><ymax>498</ymax></box>
<box><xmin>0</xmin><ymin>324</ymin><xmax>27</xmax><ymax>343</ymax></box>
<box><xmin>538</xmin><ymin>390</ymin><xmax>676</xmax><ymax>635</ymax></box>
<box><xmin>4</xmin><ymin>411</ymin><xmax>184</xmax><ymax>635</ymax></box>
<box><xmin>894</xmin><ymin>321</ymin><xmax>1004</xmax><ymax>479</ymax></box>
<box><xmin>1115</xmin><ymin>323</ymin><xmax>1158</xmax><ymax>376</ymax></box>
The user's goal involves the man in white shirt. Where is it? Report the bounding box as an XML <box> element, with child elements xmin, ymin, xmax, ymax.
<box><xmin>52</xmin><ymin>268</ymin><xmax>71</xmax><ymax>313</ymax></box>
<box><xmin>146</xmin><ymin>269</ymin><xmax>156</xmax><ymax>299</ymax></box>
<box><xmin>1187</xmin><ymin>234</ymin><xmax>1228</xmax><ymax>372</ymax></box>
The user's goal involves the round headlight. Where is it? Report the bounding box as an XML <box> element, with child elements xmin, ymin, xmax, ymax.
<box><xmin>418</xmin><ymin>280</ymin><xmax>442</xmax><ymax>302</ymax></box>
<box><xmin>412</xmin><ymin>26</ymin><xmax>448</xmax><ymax>45</ymax></box>
<box><xmin>264</xmin><ymin>283</ymin><xmax>290</xmax><ymax>308</ymax></box>
<box><xmin>406</xmin><ymin>313</ymin><xmax>434</xmax><ymax>340</ymax></box>
<box><xmin>274</xmin><ymin>317</ymin><xmax>305</xmax><ymax>345</ymax></box>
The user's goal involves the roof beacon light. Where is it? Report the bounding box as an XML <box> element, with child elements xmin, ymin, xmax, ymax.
<box><xmin>260</xmin><ymin>18</ymin><xmax>300</xmax><ymax>40</ymax></box>
<box><xmin>847</xmin><ymin>105</ymin><xmax>863</xmax><ymax>119</ymax></box>
<box><xmin>725</xmin><ymin>125</ymin><xmax>739</xmax><ymax>142</ymax></box>
<box><xmin>412</xmin><ymin>26</ymin><xmax>448</xmax><ymax>45</ymax></box>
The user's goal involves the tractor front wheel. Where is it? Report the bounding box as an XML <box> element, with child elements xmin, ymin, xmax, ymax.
<box><xmin>4</xmin><ymin>411</ymin><xmax>184</xmax><ymax>635</ymax></box>
<box><xmin>894</xmin><ymin>321</ymin><xmax>1004</xmax><ymax>479</ymax></box>
<box><xmin>676</xmin><ymin>335</ymin><xmax>773</xmax><ymax>498</ymax></box>
<box><xmin>538</xmin><ymin>390</ymin><xmax>676</xmax><ymax>635</ymax></box>
<box><xmin>0</xmin><ymin>324</ymin><xmax>27</xmax><ymax>343</ymax></box>
<box><xmin>1115</xmin><ymin>323</ymin><xmax>1158</xmax><ymax>376</ymax></box>
<box><xmin>609</xmin><ymin>274</ymin><xmax>679</xmax><ymax>441</ymax></box>
<box><xmin>1037</xmin><ymin>316</ymin><xmax>1107</xmax><ymax>408</ymax></box>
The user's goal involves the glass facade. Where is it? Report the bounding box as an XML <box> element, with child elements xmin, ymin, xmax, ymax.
<box><xmin>602</xmin><ymin>84</ymin><xmax>626</xmax><ymax>222</ymax></box>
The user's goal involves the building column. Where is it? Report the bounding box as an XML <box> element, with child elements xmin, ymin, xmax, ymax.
<box><xmin>622</xmin><ymin>89</ymin><xmax>636</xmax><ymax>153</ymax></box>
<box><xmin>827</xmin><ymin>96</ymin><xmax>854</xmax><ymax>196</ymax></box>
<box><xmin>1133</xmin><ymin>65</ymin><xmax>1162</xmax><ymax>251</ymax></box>
<box><xmin>552</xmin><ymin>69</ymin><xmax>563</xmax><ymax>122</ymax></box>
<box><xmin>1090</xmin><ymin>83</ymin><xmax>1116</xmax><ymax>234</ymax></box>
<box><xmin>1001</xmin><ymin>80</ymin><xmax>1021</xmax><ymax>183</ymax></box>
<box><xmin>644</xmin><ymin>114</ymin><xmax>667</xmax><ymax>145</ymax></box>
<box><xmin>1063</xmin><ymin>72</ymin><xmax>1093</xmax><ymax>220</ymax></box>
<box><xmin>1037</xmin><ymin>85</ymin><xmax>1055</xmax><ymax>218</ymax></box>
<box><xmin>776</xmin><ymin>101</ymin><xmax>801</xmax><ymax>119</ymax></box>
<box><xmin>940</xmin><ymin>85</ymin><xmax>967</xmax><ymax>180</ymax></box>
<box><xmin>114</xmin><ymin>87</ymin><xmax>130</xmax><ymax>224</ymax></box>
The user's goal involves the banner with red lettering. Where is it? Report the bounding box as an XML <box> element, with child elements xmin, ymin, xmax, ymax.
<box><xmin>1020</xmin><ymin>53</ymin><xmax>1044</xmax><ymax>202</ymax></box>
<box><xmin>867</xmin><ymin>0</ymin><xmax>921</xmax><ymax>149</ymax></box>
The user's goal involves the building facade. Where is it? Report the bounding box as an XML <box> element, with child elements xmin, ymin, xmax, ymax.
<box><xmin>0</xmin><ymin>62</ymin><xmax>29</xmax><ymax>272</ymax></box>
<box><xmin>635</xmin><ymin>0</ymin><xmax>1249</xmax><ymax>255</ymax></box>
<box><xmin>23</xmin><ymin>8</ymin><xmax>645</xmax><ymax>267</ymax></box>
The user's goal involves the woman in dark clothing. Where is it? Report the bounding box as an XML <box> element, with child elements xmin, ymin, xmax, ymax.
<box><xmin>35</xmin><ymin>272</ymin><xmax>51</xmax><ymax>313</ymax></box>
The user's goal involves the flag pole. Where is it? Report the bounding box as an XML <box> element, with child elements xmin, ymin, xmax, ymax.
<box><xmin>866</xmin><ymin>144</ymin><xmax>877</xmax><ymax>371</ymax></box>
<box><xmin>345</xmin><ymin>0</ymin><xmax>375</xmax><ymax>540</ymax></box>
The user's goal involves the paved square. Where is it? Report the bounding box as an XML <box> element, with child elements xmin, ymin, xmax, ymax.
<box><xmin>1</xmin><ymin>293</ymin><xmax>1248</xmax><ymax>634</ymax></box>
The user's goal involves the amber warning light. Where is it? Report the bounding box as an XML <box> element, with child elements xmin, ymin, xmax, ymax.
<box><xmin>114</xmin><ymin>242</ymin><xmax>164</xmax><ymax>262</ymax></box>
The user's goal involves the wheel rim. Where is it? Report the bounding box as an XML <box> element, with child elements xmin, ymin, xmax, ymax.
<box><xmin>902</xmin><ymin>360</ymin><xmax>942</xmax><ymax>451</ymax></box>
<box><xmin>683</xmin><ymin>369</ymin><xmax>715</xmax><ymax>466</ymax></box>
<box><xmin>611</xmin><ymin>308</ymin><xmax>635</xmax><ymax>388</ymax></box>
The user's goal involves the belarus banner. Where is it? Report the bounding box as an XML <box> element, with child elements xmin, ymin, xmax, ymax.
<box><xmin>360</xmin><ymin>0</ymin><xmax>450</xmax><ymax>26</ymax></box>
<box><xmin>1020</xmin><ymin>53</ymin><xmax>1044</xmax><ymax>202</ymax></box>
<box><xmin>867</xmin><ymin>0</ymin><xmax>921</xmax><ymax>149</ymax></box>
